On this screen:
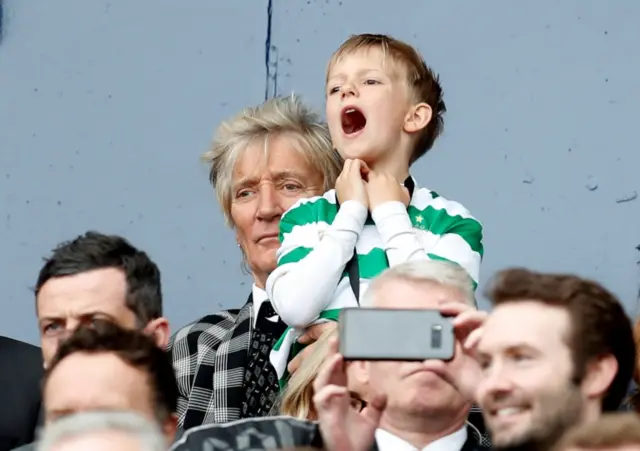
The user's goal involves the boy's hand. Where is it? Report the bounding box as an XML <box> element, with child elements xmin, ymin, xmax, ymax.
<box><xmin>366</xmin><ymin>172</ymin><xmax>410</xmax><ymax>210</ymax></box>
<box><xmin>335</xmin><ymin>159</ymin><xmax>369</xmax><ymax>208</ymax></box>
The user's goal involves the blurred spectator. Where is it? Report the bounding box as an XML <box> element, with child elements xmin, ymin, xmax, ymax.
<box><xmin>628</xmin><ymin>317</ymin><xmax>640</xmax><ymax>412</ymax></box>
<box><xmin>35</xmin><ymin>231</ymin><xmax>168</xmax><ymax>369</ymax></box>
<box><xmin>36</xmin><ymin>411</ymin><xmax>166</xmax><ymax>451</ymax></box>
<box><xmin>169</xmin><ymin>416</ymin><xmax>323</xmax><ymax>451</ymax></box>
<box><xmin>278</xmin><ymin>328</ymin><xmax>367</xmax><ymax>420</ymax></box>
<box><xmin>0</xmin><ymin>337</ymin><xmax>43</xmax><ymax>451</ymax></box>
<box><xmin>474</xmin><ymin>268</ymin><xmax>636</xmax><ymax>451</ymax></box>
<box><xmin>168</xmin><ymin>95</ymin><xmax>342</xmax><ymax>429</ymax></box>
<box><xmin>314</xmin><ymin>260</ymin><xmax>489</xmax><ymax>451</ymax></box>
<box><xmin>553</xmin><ymin>412</ymin><xmax>640</xmax><ymax>451</ymax></box>
<box><xmin>13</xmin><ymin>321</ymin><xmax>178</xmax><ymax>451</ymax></box>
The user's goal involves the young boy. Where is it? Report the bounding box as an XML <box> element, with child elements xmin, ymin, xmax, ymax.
<box><xmin>266</xmin><ymin>34</ymin><xmax>484</xmax><ymax>385</ymax></box>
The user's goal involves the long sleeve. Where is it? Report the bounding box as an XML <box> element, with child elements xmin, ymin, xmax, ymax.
<box><xmin>266</xmin><ymin>197</ymin><xmax>367</xmax><ymax>328</ymax></box>
<box><xmin>372</xmin><ymin>196</ymin><xmax>484</xmax><ymax>287</ymax></box>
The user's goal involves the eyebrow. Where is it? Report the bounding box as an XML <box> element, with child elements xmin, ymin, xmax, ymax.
<box><xmin>327</xmin><ymin>68</ymin><xmax>385</xmax><ymax>82</ymax></box>
<box><xmin>233</xmin><ymin>170</ymin><xmax>308</xmax><ymax>191</ymax></box>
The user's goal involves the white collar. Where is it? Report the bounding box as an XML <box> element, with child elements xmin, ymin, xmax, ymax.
<box><xmin>251</xmin><ymin>284</ymin><xmax>270</xmax><ymax>327</ymax></box>
<box><xmin>375</xmin><ymin>426</ymin><xmax>467</xmax><ymax>451</ymax></box>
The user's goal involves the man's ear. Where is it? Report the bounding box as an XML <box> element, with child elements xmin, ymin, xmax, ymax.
<box><xmin>403</xmin><ymin>103</ymin><xmax>432</xmax><ymax>134</ymax></box>
<box><xmin>581</xmin><ymin>354</ymin><xmax>618</xmax><ymax>402</ymax></box>
<box><xmin>163</xmin><ymin>413</ymin><xmax>179</xmax><ymax>444</ymax></box>
<box><xmin>143</xmin><ymin>317</ymin><xmax>170</xmax><ymax>350</ymax></box>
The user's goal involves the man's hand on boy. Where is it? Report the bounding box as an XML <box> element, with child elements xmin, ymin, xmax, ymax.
<box><xmin>336</xmin><ymin>159</ymin><xmax>369</xmax><ymax>208</ymax></box>
<box><xmin>366</xmin><ymin>172</ymin><xmax>411</xmax><ymax>210</ymax></box>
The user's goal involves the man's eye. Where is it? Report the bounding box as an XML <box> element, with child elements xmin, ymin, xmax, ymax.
<box><xmin>43</xmin><ymin>323</ymin><xmax>61</xmax><ymax>334</ymax></box>
<box><xmin>283</xmin><ymin>183</ymin><xmax>301</xmax><ymax>191</ymax></box>
<box><xmin>237</xmin><ymin>190</ymin><xmax>254</xmax><ymax>199</ymax></box>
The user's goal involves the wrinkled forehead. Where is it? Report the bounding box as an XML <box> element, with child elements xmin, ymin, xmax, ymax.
<box><xmin>326</xmin><ymin>46</ymin><xmax>407</xmax><ymax>82</ymax></box>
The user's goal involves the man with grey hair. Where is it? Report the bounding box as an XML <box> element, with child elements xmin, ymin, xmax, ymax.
<box><xmin>37</xmin><ymin>411</ymin><xmax>166</xmax><ymax>451</ymax></box>
<box><xmin>313</xmin><ymin>260</ymin><xmax>489</xmax><ymax>451</ymax></box>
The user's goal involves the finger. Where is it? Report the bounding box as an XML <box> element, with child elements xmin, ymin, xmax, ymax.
<box><xmin>312</xmin><ymin>352</ymin><xmax>344</xmax><ymax>393</ymax></box>
<box><xmin>360</xmin><ymin>392</ymin><xmax>387</xmax><ymax>424</ymax></box>
<box><xmin>312</xmin><ymin>385</ymin><xmax>351</xmax><ymax>411</ymax></box>
<box><xmin>452</xmin><ymin>309</ymin><xmax>488</xmax><ymax>328</ymax></box>
<box><xmin>439</xmin><ymin>301</ymin><xmax>472</xmax><ymax>314</ymax></box>
<box><xmin>298</xmin><ymin>322</ymin><xmax>336</xmax><ymax>345</ymax></box>
<box><xmin>464</xmin><ymin>327</ymin><xmax>484</xmax><ymax>351</ymax></box>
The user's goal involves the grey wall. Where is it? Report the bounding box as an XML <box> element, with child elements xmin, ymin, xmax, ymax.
<box><xmin>1</xmin><ymin>0</ymin><xmax>638</xmax><ymax>345</ymax></box>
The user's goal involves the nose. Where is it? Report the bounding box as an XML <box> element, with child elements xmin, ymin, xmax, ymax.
<box><xmin>341</xmin><ymin>82</ymin><xmax>358</xmax><ymax>100</ymax></box>
<box><xmin>256</xmin><ymin>183</ymin><xmax>282</xmax><ymax>221</ymax></box>
<box><xmin>478</xmin><ymin>367</ymin><xmax>514</xmax><ymax>402</ymax></box>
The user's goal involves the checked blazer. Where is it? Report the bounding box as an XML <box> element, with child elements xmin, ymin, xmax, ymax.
<box><xmin>168</xmin><ymin>294</ymin><xmax>256</xmax><ymax>430</ymax></box>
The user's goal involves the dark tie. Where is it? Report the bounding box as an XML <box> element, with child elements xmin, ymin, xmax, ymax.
<box><xmin>241</xmin><ymin>300</ymin><xmax>287</xmax><ymax>418</ymax></box>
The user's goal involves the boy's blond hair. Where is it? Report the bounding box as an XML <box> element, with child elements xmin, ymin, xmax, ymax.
<box><xmin>327</xmin><ymin>33</ymin><xmax>446</xmax><ymax>163</ymax></box>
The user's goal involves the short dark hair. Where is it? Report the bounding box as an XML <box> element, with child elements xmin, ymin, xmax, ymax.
<box><xmin>486</xmin><ymin>268</ymin><xmax>636</xmax><ymax>412</ymax></box>
<box><xmin>44</xmin><ymin>320</ymin><xmax>177</xmax><ymax>422</ymax></box>
<box><xmin>35</xmin><ymin>231</ymin><xmax>162</xmax><ymax>324</ymax></box>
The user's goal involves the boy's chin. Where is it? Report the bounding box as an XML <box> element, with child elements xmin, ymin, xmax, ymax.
<box><xmin>338</xmin><ymin>142</ymin><xmax>378</xmax><ymax>163</ymax></box>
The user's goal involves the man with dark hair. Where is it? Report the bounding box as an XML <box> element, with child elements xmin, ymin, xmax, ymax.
<box><xmin>34</xmin><ymin>231</ymin><xmax>168</xmax><ymax>368</ymax></box>
<box><xmin>0</xmin><ymin>337</ymin><xmax>43</xmax><ymax>451</ymax></box>
<box><xmin>473</xmin><ymin>268</ymin><xmax>636</xmax><ymax>451</ymax></box>
<box><xmin>21</xmin><ymin>321</ymin><xmax>178</xmax><ymax>451</ymax></box>
<box><xmin>9</xmin><ymin>231</ymin><xmax>168</xmax><ymax>451</ymax></box>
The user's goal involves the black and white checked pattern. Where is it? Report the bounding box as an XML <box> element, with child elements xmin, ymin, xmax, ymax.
<box><xmin>168</xmin><ymin>295</ymin><xmax>255</xmax><ymax>430</ymax></box>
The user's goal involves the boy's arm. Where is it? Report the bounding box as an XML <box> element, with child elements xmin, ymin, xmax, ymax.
<box><xmin>266</xmin><ymin>199</ymin><xmax>367</xmax><ymax>328</ymax></box>
<box><xmin>372</xmin><ymin>200</ymin><xmax>483</xmax><ymax>287</ymax></box>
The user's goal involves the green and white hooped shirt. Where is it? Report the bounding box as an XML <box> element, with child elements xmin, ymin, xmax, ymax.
<box><xmin>265</xmin><ymin>176</ymin><xmax>484</xmax><ymax>386</ymax></box>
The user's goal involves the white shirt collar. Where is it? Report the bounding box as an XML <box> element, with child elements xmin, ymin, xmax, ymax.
<box><xmin>251</xmin><ymin>284</ymin><xmax>270</xmax><ymax>327</ymax></box>
<box><xmin>375</xmin><ymin>426</ymin><xmax>467</xmax><ymax>451</ymax></box>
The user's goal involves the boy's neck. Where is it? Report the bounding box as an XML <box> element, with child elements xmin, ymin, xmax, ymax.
<box><xmin>369</xmin><ymin>155</ymin><xmax>410</xmax><ymax>183</ymax></box>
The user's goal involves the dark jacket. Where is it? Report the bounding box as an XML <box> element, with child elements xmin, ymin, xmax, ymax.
<box><xmin>169</xmin><ymin>416</ymin><xmax>490</xmax><ymax>451</ymax></box>
<box><xmin>0</xmin><ymin>337</ymin><xmax>43</xmax><ymax>451</ymax></box>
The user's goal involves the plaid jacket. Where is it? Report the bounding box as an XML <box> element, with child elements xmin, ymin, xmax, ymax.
<box><xmin>168</xmin><ymin>295</ymin><xmax>255</xmax><ymax>430</ymax></box>
<box><xmin>169</xmin><ymin>416</ymin><xmax>488</xmax><ymax>451</ymax></box>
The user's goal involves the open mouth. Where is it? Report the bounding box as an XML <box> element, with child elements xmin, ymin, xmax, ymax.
<box><xmin>341</xmin><ymin>107</ymin><xmax>367</xmax><ymax>136</ymax></box>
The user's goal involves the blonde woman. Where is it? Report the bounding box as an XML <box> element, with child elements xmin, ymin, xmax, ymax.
<box><xmin>278</xmin><ymin>328</ymin><xmax>368</xmax><ymax>420</ymax></box>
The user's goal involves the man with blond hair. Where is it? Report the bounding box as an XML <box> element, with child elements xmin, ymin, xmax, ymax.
<box><xmin>169</xmin><ymin>94</ymin><xmax>343</xmax><ymax>430</ymax></box>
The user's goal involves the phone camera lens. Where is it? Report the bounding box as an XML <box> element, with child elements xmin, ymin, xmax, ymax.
<box><xmin>431</xmin><ymin>324</ymin><xmax>442</xmax><ymax>349</ymax></box>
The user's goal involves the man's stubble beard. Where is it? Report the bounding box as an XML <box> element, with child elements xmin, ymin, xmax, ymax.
<box><xmin>492</xmin><ymin>384</ymin><xmax>584</xmax><ymax>451</ymax></box>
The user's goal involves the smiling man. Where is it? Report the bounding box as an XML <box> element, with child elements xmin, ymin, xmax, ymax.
<box><xmin>475</xmin><ymin>268</ymin><xmax>636</xmax><ymax>451</ymax></box>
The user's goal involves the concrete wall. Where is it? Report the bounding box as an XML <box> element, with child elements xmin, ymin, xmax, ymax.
<box><xmin>1</xmin><ymin>0</ymin><xmax>638</xmax><ymax>344</ymax></box>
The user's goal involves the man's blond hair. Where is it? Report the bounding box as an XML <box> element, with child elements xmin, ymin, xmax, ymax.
<box><xmin>203</xmin><ymin>95</ymin><xmax>342</xmax><ymax>226</ymax></box>
<box><xmin>327</xmin><ymin>33</ymin><xmax>446</xmax><ymax>163</ymax></box>
<box><xmin>361</xmin><ymin>260</ymin><xmax>476</xmax><ymax>308</ymax></box>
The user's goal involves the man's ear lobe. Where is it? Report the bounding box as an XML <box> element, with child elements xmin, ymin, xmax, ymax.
<box><xmin>404</xmin><ymin>103</ymin><xmax>432</xmax><ymax>134</ymax></box>
<box><xmin>581</xmin><ymin>354</ymin><xmax>618</xmax><ymax>402</ymax></box>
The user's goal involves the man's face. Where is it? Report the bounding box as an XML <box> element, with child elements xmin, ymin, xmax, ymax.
<box><xmin>476</xmin><ymin>301</ymin><xmax>584</xmax><ymax>450</ymax></box>
<box><xmin>37</xmin><ymin>268</ymin><xmax>138</xmax><ymax>367</ymax></box>
<box><xmin>44</xmin><ymin>352</ymin><xmax>155</xmax><ymax>423</ymax></box>
<box><xmin>365</xmin><ymin>279</ymin><xmax>471</xmax><ymax>418</ymax></box>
